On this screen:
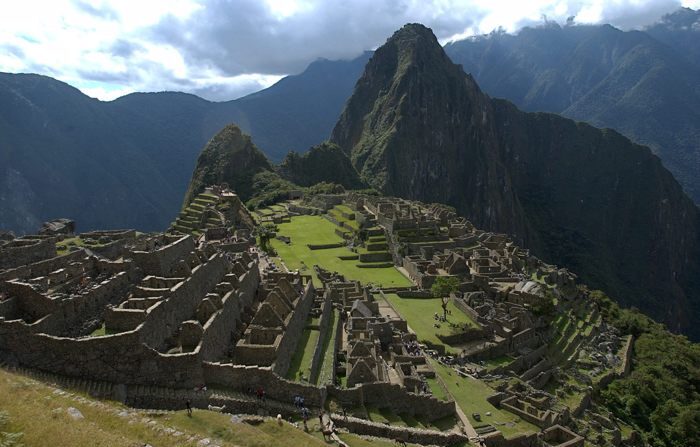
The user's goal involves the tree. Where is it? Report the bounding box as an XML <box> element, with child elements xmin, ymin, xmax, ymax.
<box><xmin>431</xmin><ymin>276</ymin><xmax>460</xmax><ymax>319</ymax></box>
<box><xmin>256</xmin><ymin>223</ymin><xmax>277</xmax><ymax>252</ymax></box>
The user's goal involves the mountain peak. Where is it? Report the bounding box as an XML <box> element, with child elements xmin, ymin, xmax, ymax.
<box><xmin>183</xmin><ymin>123</ymin><xmax>273</xmax><ymax>205</ymax></box>
<box><xmin>331</xmin><ymin>22</ymin><xmax>489</xmax><ymax>196</ymax></box>
<box><xmin>380</xmin><ymin>23</ymin><xmax>455</xmax><ymax>72</ymax></box>
<box><xmin>389</xmin><ymin>23</ymin><xmax>439</xmax><ymax>43</ymax></box>
<box><xmin>331</xmin><ymin>23</ymin><xmax>700</xmax><ymax>340</ymax></box>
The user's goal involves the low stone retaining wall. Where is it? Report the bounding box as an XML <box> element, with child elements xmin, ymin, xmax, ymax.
<box><xmin>332</xmin><ymin>414</ymin><xmax>467</xmax><ymax>446</ymax></box>
<box><xmin>359</xmin><ymin>251</ymin><xmax>392</xmax><ymax>262</ymax></box>
<box><xmin>356</xmin><ymin>262</ymin><xmax>393</xmax><ymax>268</ymax></box>
<box><xmin>308</xmin><ymin>242</ymin><xmax>345</xmax><ymax>250</ymax></box>
<box><xmin>396</xmin><ymin>290</ymin><xmax>433</xmax><ymax>298</ymax></box>
<box><xmin>437</xmin><ymin>327</ymin><xmax>487</xmax><ymax>345</ymax></box>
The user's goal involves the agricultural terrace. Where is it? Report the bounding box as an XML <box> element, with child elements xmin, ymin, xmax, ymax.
<box><xmin>376</xmin><ymin>293</ymin><xmax>479</xmax><ymax>353</ymax></box>
<box><xmin>429</xmin><ymin>361</ymin><xmax>539</xmax><ymax>438</ymax></box>
<box><xmin>269</xmin><ymin>215</ymin><xmax>412</xmax><ymax>288</ymax></box>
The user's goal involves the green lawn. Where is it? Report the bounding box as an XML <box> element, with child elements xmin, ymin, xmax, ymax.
<box><xmin>270</xmin><ymin>216</ymin><xmax>412</xmax><ymax>288</ymax></box>
<box><xmin>484</xmin><ymin>356</ymin><xmax>514</xmax><ymax>371</ymax></box>
<box><xmin>286</xmin><ymin>327</ymin><xmax>320</xmax><ymax>382</ymax></box>
<box><xmin>316</xmin><ymin>311</ymin><xmax>339</xmax><ymax>386</ymax></box>
<box><xmin>429</xmin><ymin>360</ymin><xmax>539</xmax><ymax>438</ymax></box>
<box><xmin>378</xmin><ymin>293</ymin><xmax>479</xmax><ymax>352</ymax></box>
<box><xmin>425</xmin><ymin>376</ymin><xmax>449</xmax><ymax>401</ymax></box>
<box><xmin>88</xmin><ymin>323</ymin><xmax>118</xmax><ymax>337</ymax></box>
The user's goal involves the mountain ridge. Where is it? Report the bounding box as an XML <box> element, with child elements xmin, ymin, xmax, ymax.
<box><xmin>0</xmin><ymin>52</ymin><xmax>370</xmax><ymax>234</ymax></box>
<box><xmin>330</xmin><ymin>23</ymin><xmax>700</xmax><ymax>339</ymax></box>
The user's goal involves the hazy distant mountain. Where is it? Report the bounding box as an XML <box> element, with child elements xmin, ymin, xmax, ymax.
<box><xmin>331</xmin><ymin>23</ymin><xmax>700</xmax><ymax>339</ymax></box>
<box><xmin>2</xmin><ymin>8</ymin><xmax>699</xmax><ymax>235</ymax></box>
<box><xmin>0</xmin><ymin>52</ymin><xmax>370</xmax><ymax>234</ymax></box>
<box><xmin>646</xmin><ymin>7</ymin><xmax>700</xmax><ymax>67</ymax></box>
<box><xmin>444</xmin><ymin>10</ymin><xmax>700</xmax><ymax>203</ymax></box>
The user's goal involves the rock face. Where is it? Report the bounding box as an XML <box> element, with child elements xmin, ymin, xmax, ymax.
<box><xmin>331</xmin><ymin>24</ymin><xmax>529</xmax><ymax>236</ymax></box>
<box><xmin>331</xmin><ymin>23</ymin><xmax>700</xmax><ymax>338</ymax></box>
<box><xmin>183</xmin><ymin>124</ymin><xmax>274</xmax><ymax>205</ymax></box>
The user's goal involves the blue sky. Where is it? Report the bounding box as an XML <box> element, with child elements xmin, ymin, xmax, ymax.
<box><xmin>1</xmin><ymin>0</ymin><xmax>698</xmax><ymax>101</ymax></box>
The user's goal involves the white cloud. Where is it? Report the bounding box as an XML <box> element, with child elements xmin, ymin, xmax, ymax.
<box><xmin>0</xmin><ymin>0</ymin><xmax>694</xmax><ymax>101</ymax></box>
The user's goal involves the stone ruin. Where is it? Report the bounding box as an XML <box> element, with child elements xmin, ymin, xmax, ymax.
<box><xmin>0</xmin><ymin>202</ymin><xmax>465</xmax><ymax>447</ymax></box>
<box><xmin>39</xmin><ymin>218</ymin><xmax>75</xmax><ymax>236</ymax></box>
<box><xmin>0</xmin><ymin>189</ymin><xmax>638</xmax><ymax>447</ymax></box>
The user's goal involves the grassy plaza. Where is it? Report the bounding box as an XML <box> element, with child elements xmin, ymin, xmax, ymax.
<box><xmin>269</xmin><ymin>215</ymin><xmax>412</xmax><ymax>288</ymax></box>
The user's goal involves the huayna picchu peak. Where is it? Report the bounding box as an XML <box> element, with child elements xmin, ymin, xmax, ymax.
<box><xmin>332</xmin><ymin>23</ymin><xmax>700</xmax><ymax>341</ymax></box>
<box><xmin>1</xmin><ymin>8</ymin><xmax>700</xmax><ymax>447</ymax></box>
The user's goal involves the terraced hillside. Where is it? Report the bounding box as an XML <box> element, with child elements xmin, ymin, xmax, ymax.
<box><xmin>171</xmin><ymin>192</ymin><xmax>224</xmax><ymax>236</ymax></box>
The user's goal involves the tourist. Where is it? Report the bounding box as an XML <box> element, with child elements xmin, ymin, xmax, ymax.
<box><xmin>186</xmin><ymin>399</ymin><xmax>192</xmax><ymax>417</ymax></box>
<box><xmin>301</xmin><ymin>407</ymin><xmax>310</xmax><ymax>431</ymax></box>
<box><xmin>256</xmin><ymin>386</ymin><xmax>265</xmax><ymax>401</ymax></box>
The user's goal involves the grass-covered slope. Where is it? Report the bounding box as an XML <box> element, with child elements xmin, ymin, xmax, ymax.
<box><xmin>0</xmin><ymin>366</ymin><xmax>420</xmax><ymax>447</ymax></box>
<box><xmin>591</xmin><ymin>291</ymin><xmax>700</xmax><ymax>447</ymax></box>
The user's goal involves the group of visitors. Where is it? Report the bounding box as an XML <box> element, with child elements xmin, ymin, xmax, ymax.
<box><xmin>403</xmin><ymin>339</ymin><xmax>422</xmax><ymax>356</ymax></box>
<box><xmin>293</xmin><ymin>395</ymin><xmax>311</xmax><ymax>431</ymax></box>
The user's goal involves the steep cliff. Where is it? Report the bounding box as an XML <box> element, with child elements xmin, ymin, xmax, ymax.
<box><xmin>331</xmin><ymin>23</ymin><xmax>700</xmax><ymax>338</ymax></box>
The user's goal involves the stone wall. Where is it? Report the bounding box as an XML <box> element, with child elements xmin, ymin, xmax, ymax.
<box><xmin>396</xmin><ymin>290</ymin><xmax>433</xmax><ymax>298</ymax></box>
<box><xmin>0</xmin><ymin>322</ymin><xmax>202</xmax><ymax>387</ymax></box>
<box><xmin>89</xmin><ymin>239</ymin><xmax>130</xmax><ymax>259</ymax></box>
<box><xmin>199</xmin><ymin>265</ymin><xmax>260</xmax><ymax>361</ymax></box>
<box><xmin>328</xmin><ymin>382</ymin><xmax>456</xmax><ymax>422</ymax></box>
<box><xmin>332</xmin><ymin>415</ymin><xmax>467</xmax><ymax>446</ymax></box>
<box><xmin>437</xmin><ymin>326</ymin><xmax>487</xmax><ymax>345</ymax></box>
<box><xmin>0</xmin><ymin>237</ymin><xmax>56</xmax><ymax>270</ymax></box>
<box><xmin>0</xmin><ymin>249</ymin><xmax>86</xmax><ymax>282</ymax></box>
<box><xmin>105</xmin><ymin>307</ymin><xmax>146</xmax><ymax>332</ymax></box>
<box><xmin>139</xmin><ymin>253</ymin><xmax>228</xmax><ymax>348</ymax></box>
<box><xmin>309</xmin><ymin>293</ymin><xmax>333</xmax><ymax>382</ymax></box>
<box><xmin>272</xmin><ymin>281</ymin><xmax>316</xmax><ymax>376</ymax></box>
<box><xmin>481</xmin><ymin>431</ymin><xmax>539</xmax><ymax>447</ymax></box>
<box><xmin>452</xmin><ymin>293</ymin><xmax>482</xmax><ymax>322</ymax></box>
<box><xmin>51</xmin><ymin>271</ymin><xmax>133</xmax><ymax>336</ymax></box>
<box><xmin>203</xmin><ymin>363</ymin><xmax>324</xmax><ymax>407</ymax></box>
<box><xmin>132</xmin><ymin>235</ymin><xmax>195</xmax><ymax>277</ymax></box>
<box><xmin>217</xmin><ymin>241</ymin><xmax>252</xmax><ymax>253</ymax></box>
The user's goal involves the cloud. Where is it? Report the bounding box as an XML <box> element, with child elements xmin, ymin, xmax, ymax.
<box><xmin>146</xmin><ymin>0</ymin><xmax>698</xmax><ymax>82</ymax></box>
<box><xmin>0</xmin><ymin>0</ymin><xmax>696</xmax><ymax>101</ymax></box>
<box><xmin>73</xmin><ymin>0</ymin><xmax>120</xmax><ymax>21</ymax></box>
<box><xmin>107</xmin><ymin>39</ymin><xmax>143</xmax><ymax>58</ymax></box>
<box><xmin>149</xmin><ymin>0</ymin><xmax>487</xmax><ymax>76</ymax></box>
